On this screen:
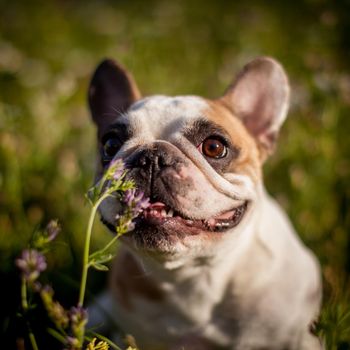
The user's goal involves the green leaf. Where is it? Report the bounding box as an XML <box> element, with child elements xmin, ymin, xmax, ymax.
<box><xmin>86</xmin><ymin>186</ymin><xmax>99</xmax><ymax>206</ymax></box>
<box><xmin>89</xmin><ymin>251</ymin><xmax>115</xmax><ymax>264</ymax></box>
<box><xmin>90</xmin><ymin>262</ymin><xmax>109</xmax><ymax>271</ymax></box>
<box><xmin>47</xmin><ymin>327</ymin><xmax>67</xmax><ymax>344</ymax></box>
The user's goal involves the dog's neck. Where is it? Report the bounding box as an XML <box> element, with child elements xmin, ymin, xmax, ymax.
<box><xmin>125</xmin><ymin>187</ymin><xmax>267</xmax><ymax>285</ymax></box>
<box><xmin>110</xmin><ymin>190</ymin><xmax>274</xmax><ymax>334</ymax></box>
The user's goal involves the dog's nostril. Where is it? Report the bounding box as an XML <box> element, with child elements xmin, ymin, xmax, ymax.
<box><xmin>136</xmin><ymin>151</ymin><xmax>153</xmax><ymax>168</ymax></box>
<box><xmin>157</xmin><ymin>155</ymin><xmax>168</xmax><ymax>168</ymax></box>
<box><xmin>139</xmin><ymin>156</ymin><xmax>149</xmax><ymax>167</ymax></box>
<box><xmin>131</xmin><ymin>147</ymin><xmax>174</xmax><ymax>171</ymax></box>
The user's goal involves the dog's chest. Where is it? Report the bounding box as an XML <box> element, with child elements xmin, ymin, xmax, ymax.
<box><xmin>110</xmin><ymin>250</ymin><xmax>236</xmax><ymax>348</ymax></box>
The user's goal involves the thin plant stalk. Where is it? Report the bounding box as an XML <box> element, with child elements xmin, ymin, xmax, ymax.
<box><xmin>89</xmin><ymin>231</ymin><xmax>121</xmax><ymax>262</ymax></box>
<box><xmin>78</xmin><ymin>192</ymin><xmax>110</xmax><ymax>307</ymax></box>
<box><xmin>21</xmin><ymin>277</ymin><xmax>28</xmax><ymax>310</ymax></box>
<box><xmin>21</xmin><ymin>278</ymin><xmax>39</xmax><ymax>350</ymax></box>
<box><xmin>28</xmin><ymin>331</ymin><xmax>39</xmax><ymax>350</ymax></box>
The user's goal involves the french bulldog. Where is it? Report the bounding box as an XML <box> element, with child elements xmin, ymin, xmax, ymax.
<box><xmin>87</xmin><ymin>57</ymin><xmax>322</xmax><ymax>350</ymax></box>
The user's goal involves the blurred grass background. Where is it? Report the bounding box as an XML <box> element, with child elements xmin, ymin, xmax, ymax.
<box><xmin>0</xmin><ymin>0</ymin><xmax>349</xmax><ymax>348</ymax></box>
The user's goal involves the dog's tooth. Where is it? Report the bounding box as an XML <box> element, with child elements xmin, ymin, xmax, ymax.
<box><xmin>161</xmin><ymin>209</ymin><xmax>166</xmax><ymax>217</ymax></box>
<box><xmin>168</xmin><ymin>209</ymin><xmax>174</xmax><ymax>217</ymax></box>
<box><xmin>205</xmin><ymin>218</ymin><xmax>216</xmax><ymax>227</ymax></box>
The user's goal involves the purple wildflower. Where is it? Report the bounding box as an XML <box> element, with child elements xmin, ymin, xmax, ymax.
<box><xmin>40</xmin><ymin>285</ymin><xmax>69</xmax><ymax>329</ymax></box>
<box><xmin>125</xmin><ymin>219</ymin><xmax>135</xmax><ymax>232</ymax></box>
<box><xmin>124</xmin><ymin>189</ymin><xmax>150</xmax><ymax>217</ymax></box>
<box><xmin>64</xmin><ymin>336</ymin><xmax>80</xmax><ymax>350</ymax></box>
<box><xmin>114</xmin><ymin>189</ymin><xmax>150</xmax><ymax>233</ymax></box>
<box><xmin>70</xmin><ymin>306</ymin><xmax>88</xmax><ymax>323</ymax></box>
<box><xmin>45</xmin><ymin>219</ymin><xmax>61</xmax><ymax>242</ymax></box>
<box><xmin>109</xmin><ymin>158</ymin><xmax>125</xmax><ymax>180</ymax></box>
<box><xmin>16</xmin><ymin>249</ymin><xmax>47</xmax><ymax>282</ymax></box>
<box><xmin>115</xmin><ymin>212</ymin><xmax>135</xmax><ymax>231</ymax></box>
<box><xmin>70</xmin><ymin>306</ymin><xmax>88</xmax><ymax>338</ymax></box>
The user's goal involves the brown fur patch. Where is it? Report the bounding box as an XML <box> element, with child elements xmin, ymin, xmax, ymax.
<box><xmin>110</xmin><ymin>248</ymin><xmax>164</xmax><ymax>310</ymax></box>
<box><xmin>204</xmin><ymin>99</ymin><xmax>262</xmax><ymax>183</ymax></box>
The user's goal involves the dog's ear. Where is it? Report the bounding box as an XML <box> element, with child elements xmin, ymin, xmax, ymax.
<box><xmin>88</xmin><ymin>59</ymin><xmax>141</xmax><ymax>132</ymax></box>
<box><xmin>221</xmin><ymin>57</ymin><xmax>290</xmax><ymax>158</ymax></box>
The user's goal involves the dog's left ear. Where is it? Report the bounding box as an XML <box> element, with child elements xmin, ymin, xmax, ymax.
<box><xmin>221</xmin><ymin>57</ymin><xmax>290</xmax><ymax>159</ymax></box>
<box><xmin>88</xmin><ymin>59</ymin><xmax>141</xmax><ymax>133</ymax></box>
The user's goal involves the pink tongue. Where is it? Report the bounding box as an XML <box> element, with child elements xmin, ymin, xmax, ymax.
<box><xmin>148</xmin><ymin>202</ymin><xmax>167</xmax><ymax>210</ymax></box>
<box><xmin>215</xmin><ymin>209</ymin><xmax>235</xmax><ymax>220</ymax></box>
<box><xmin>205</xmin><ymin>209</ymin><xmax>235</xmax><ymax>228</ymax></box>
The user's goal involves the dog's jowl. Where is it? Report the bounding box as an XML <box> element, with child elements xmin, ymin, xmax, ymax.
<box><xmin>87</xmin><ymin>57</ymin><xmax>322</xmax><ymax>350</ymax></box>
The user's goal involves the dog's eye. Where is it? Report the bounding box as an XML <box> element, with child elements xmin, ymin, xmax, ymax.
<box><xmin>103</xmin><ymin>137</ymin><xmax>122</xmax><ymax>160</ymax></box>
<box><xmin>200</xmin><ymin>137</ymin><xmax>227</xmax><ymax>159</ymax></box>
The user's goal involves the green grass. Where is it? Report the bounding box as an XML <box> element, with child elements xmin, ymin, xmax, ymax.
<box><xmin>1</xmin><ymin>0</ymin><xmax>349</xmax><ymax>348</ymax></box>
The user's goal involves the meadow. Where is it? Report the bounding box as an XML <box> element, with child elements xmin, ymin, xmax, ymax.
<box><xmin>0</xmin><ymin>0</ymin><xmax>349</xmax><ymax>348</ymax></box>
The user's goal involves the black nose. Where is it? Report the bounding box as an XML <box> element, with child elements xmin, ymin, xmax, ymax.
<box><xmin>128</xmin><ymin>145</ymin><xmax>175</xmax><ymax>175</ymax></box>
<box><xmin>125</xmin><ymin>143</ymin><xmax>183</xmax><ymax>200</ymax></box>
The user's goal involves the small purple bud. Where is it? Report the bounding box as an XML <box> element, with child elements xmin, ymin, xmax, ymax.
<box><xmin>70</xmin><ymin>306</ymin><xmax>88</xmax><ymax>325</ymax></box>
<box><xmin>16</xmin><ymin>249</ymin><xmax>47</xmax><ymax>282</ymax></box>
<box><xmin>110</xmin><ymin>158</ymin><xmax>124</xmax><ymax>168</ymax></box>
<box><xmin>64</xmin><ymin>336</ymin><xmax>80</xmax><ymax>349</ymax></box>
<box><xmin>125</xmin><ymin>220</ymin><xmax>135</xmax><ymax>231</ymax></box>
<box><xmin>123</xmin><ymin>189</ymin><xmax>150</xmax><ymax>211</ymax></box>
<box><xmin>123</xmin><ymin>188</ymin><xmax>136</xmax><ymax>206</ymax></box>
<box><xmin>70</xmin><ymin>306</ymin><xmax>88</xmax><ymax>344</ymax></box>
<box><xmin>46</xmin><ymin>219</ymin><xmax>61</xmax><ymax>242</ymax></box>
<box><xmin>134</xmin><ymin>191</ymin><xmax>143</xmax><ymax>202</ymax></box>
<box><xmin>135</xmin><ymin>196</ymin><xmax>150</xmax><ymax>211</ymax></box>
<box><xmin>109</xmin><ymin>158</ymin><xmax>125</xmax><ymax>180</ymax></box>
<box><xmin>40</xmin><ymin>285</ymin><xmax>69</xmax><ymax>329</ymax></box>
<box><xmin>112</xmin><ymin>170</ymin><xmax>124</xmax><ymax>180</ymax></box>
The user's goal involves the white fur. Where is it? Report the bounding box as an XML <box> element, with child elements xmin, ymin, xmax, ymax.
<box><xmin>126</xmin><ymin>95</ymin><xmax>208</xmax><ymax>144</ymax></box>
<box><xmin>92</xmin><ymin>190</ymin><xmax>321</xmax><ymax>349</ymax></box>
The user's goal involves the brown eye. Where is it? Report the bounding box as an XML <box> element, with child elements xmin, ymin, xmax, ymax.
<box><xmin>103</xmin><ymin>137</ymin><xmax>122</xmax><ymax>159</ymax></box>
<box><xmin>201</xmin><ymin>137</ymin><xmax>227</xmax><ymax>158</ymax></box>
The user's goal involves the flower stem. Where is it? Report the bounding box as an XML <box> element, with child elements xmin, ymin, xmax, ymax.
<box><xmin>21</xmin><ymin>277</ymin><xmax>28</xmax><ymax>310</ymax></box>
<box><xmin>28</xmin><ymin>330</ymin><xmax>39</xmax><ymax>350</ymax></box>
<box><xmin>78</xmin><ymin>205</ymin><xmax>98</xmax><ymax>307</ymax></box>
<box><xmin>21</xmin><ymin>278</ymin><xmax>39</xmax><ymax>350</ymax></box>
<box><xmin>89</xmin><ymin>232</ymin><xmax>121</xmax><ymax>261</ymax></box>
<box><xmin>78</xmin><ymin>193</ymin><xmax>110</xmax><ymax>307</ymax></box>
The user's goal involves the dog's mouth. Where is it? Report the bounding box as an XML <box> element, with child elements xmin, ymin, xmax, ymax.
<box><xmin>137</xmin><ymin>201</ymin><xmax>248</xmax><ymax>233</ymax></box>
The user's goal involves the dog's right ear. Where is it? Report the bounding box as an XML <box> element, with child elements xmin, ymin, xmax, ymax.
<box><xmin>88</xmin><ymin>59</ymin><xmax>141</xmax><ymax>132</ymax></box>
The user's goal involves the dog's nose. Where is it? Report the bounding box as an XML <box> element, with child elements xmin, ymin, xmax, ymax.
<box><xmin>126</xmin><ymin>143</ymin><xmax>182</xmax><ymax>199</ymax></box>
<box><xmin>128</xmin><ymin>145</ymin><xmax>175</xmax><ymax>174</ymax></box>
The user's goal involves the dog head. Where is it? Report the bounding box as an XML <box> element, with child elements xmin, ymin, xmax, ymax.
<box><xmin>88</xmin><ymin>57</ymin><xmax>289</xmax><ymax>263</ymax></box>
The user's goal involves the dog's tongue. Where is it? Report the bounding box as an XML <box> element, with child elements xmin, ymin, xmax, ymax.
<box><xmin>204</xmin><ymin>209</ymin><xmax>238</xmax><ymax>228</ymax></box>
<box><xmin>148</xmin><ymin>202</ymin><xmax>167</xmax><ymax>209</ymax></box>
<box><xmin>215</xmin><ymin>209</ymin><xmax>236</xmax><ymax>220</ymax></box>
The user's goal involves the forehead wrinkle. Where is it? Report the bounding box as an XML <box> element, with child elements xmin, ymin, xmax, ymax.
<box><xmin>126</xmin><ymin>95</ymin><xmax>208</xmax><ymax>142</ymax></box>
